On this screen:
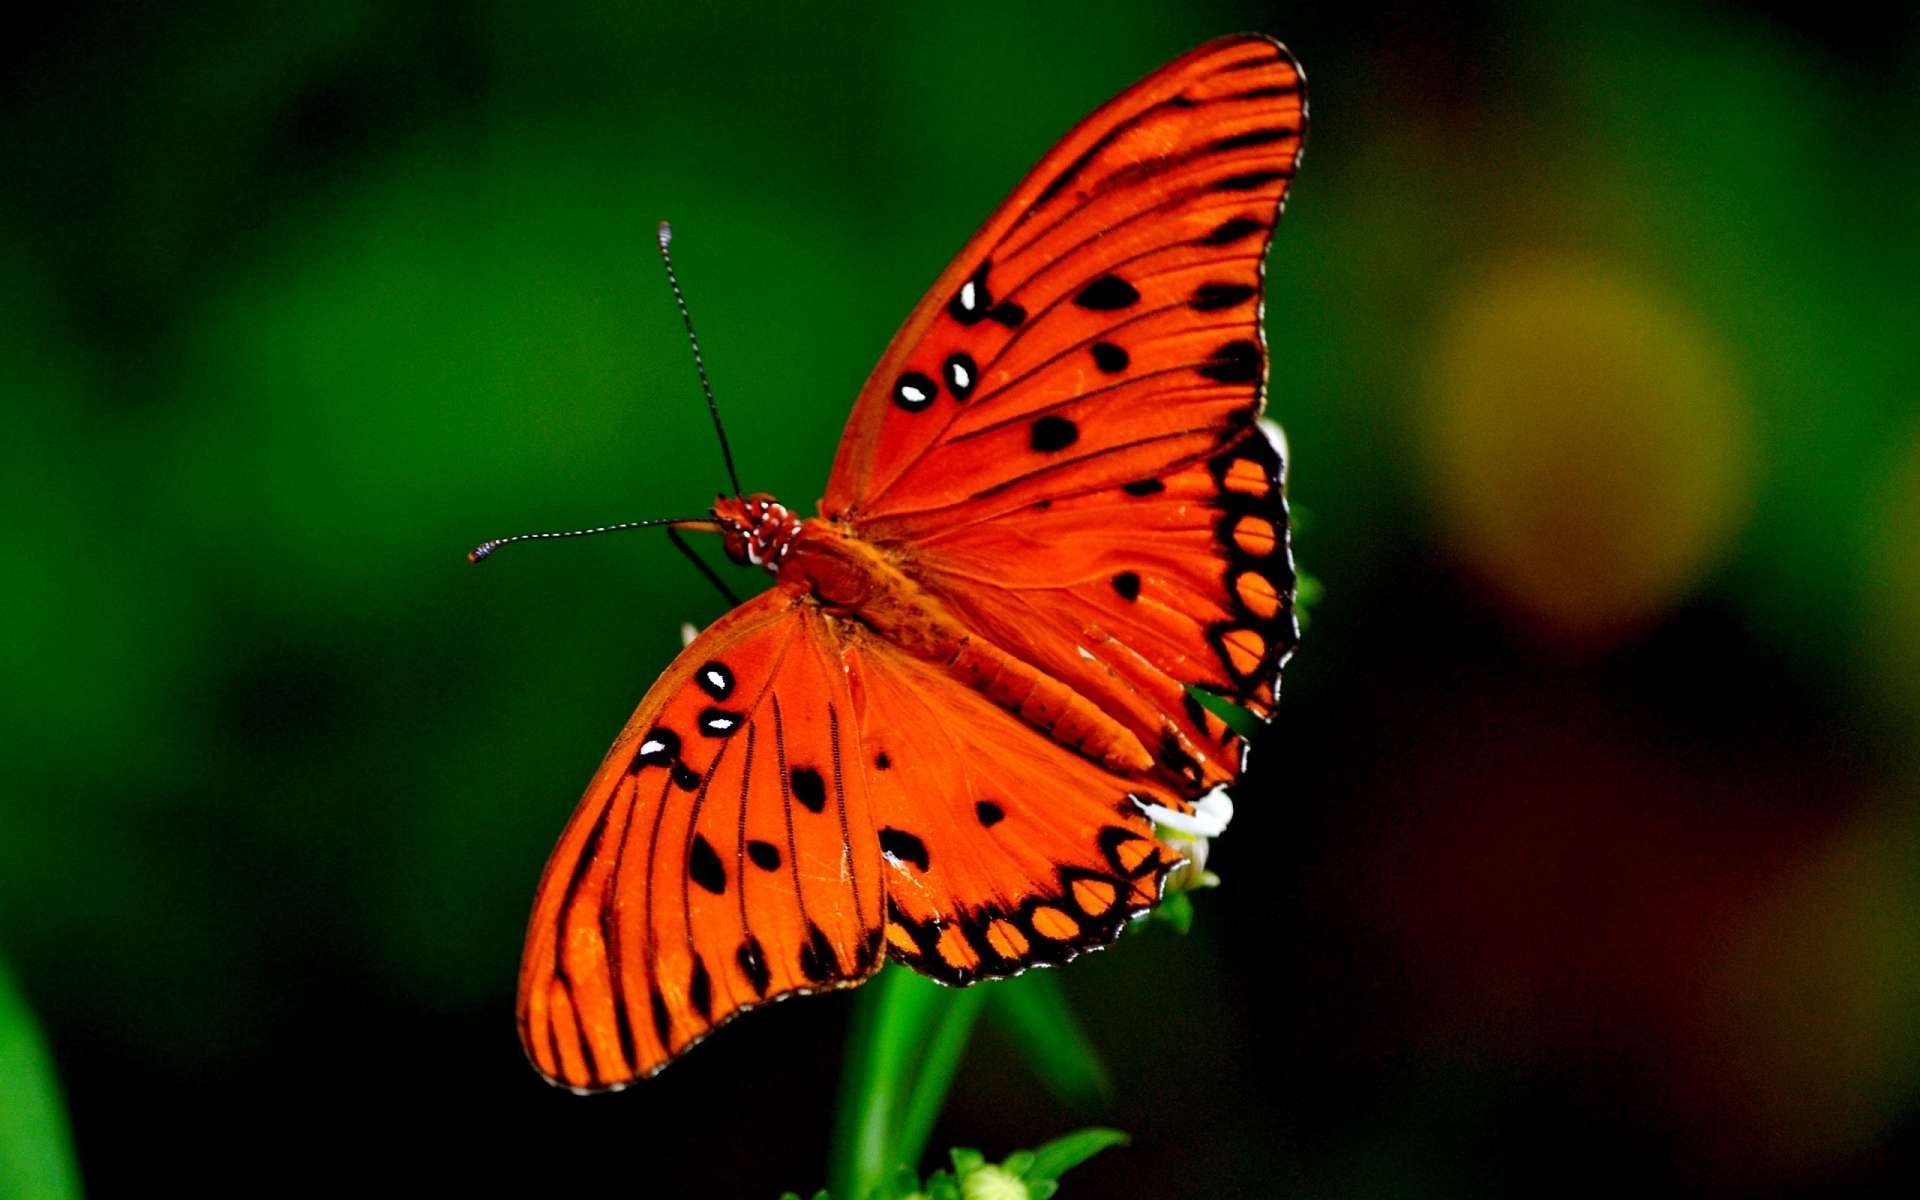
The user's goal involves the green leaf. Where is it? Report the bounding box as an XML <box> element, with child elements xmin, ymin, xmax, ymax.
<box><xmin>1025</xmin><ymin>1127</ymin><xmax>1130</xmax><ymax>1185</ymax></box>
<box><xmin>985</xmin><ymin>972</ymin><xmax>1112</xmax><ymax>1110</ymax></box>
<box><xmin>877</xmin><ymin>1163</ymin><xmax>922</xmax><ymax>1199</ymax></box>
<box><xmin>1184</xmin><ymin>684</ymin><xmax>1263</xmax><ymax>737</ymax></box>
<box><xmin>0</xmin><ymin>963</ymin><xmax>82</xmax><ymax>1200</ymax></box>
<box><xmin>948</xmin><ymin>1147</ymin><xmax>985</xmax><ymax>1175</ymax></box>
<box><xmin>1294</xmin><ymin>570</ymin><xmax>1323</xmax><ymax>630</ymax></box>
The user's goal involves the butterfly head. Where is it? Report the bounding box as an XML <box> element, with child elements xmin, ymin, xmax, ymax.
<box><xmin>711</xmin><ymin>492</ymin><xmax>802</xmax><ymax>572</ymax></box>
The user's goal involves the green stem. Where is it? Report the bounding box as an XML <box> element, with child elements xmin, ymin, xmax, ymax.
<box><xmin>891</xmin><ymin>984</ymin><xmax>988</xmax><ymax>1175</ymax></box>
<box><xmin>826</xmin><ymin>966</ymin><xmax>988</xmax><ymax>1200</ymax></box>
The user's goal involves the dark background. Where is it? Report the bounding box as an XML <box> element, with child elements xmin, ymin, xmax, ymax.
<box><xmin>4</xmin><ymin>1</ymin><xmax>1917</xmax><ymax>1195</ymax></box>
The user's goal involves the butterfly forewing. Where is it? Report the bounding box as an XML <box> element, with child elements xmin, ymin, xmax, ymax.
<box><xmin>822</xmin><ymin>35</ymin><xmax>1304</xmax><ymax>788</ymax></box>
<box><xmin>518</xmin><ymin>590</ymin><xmax>884</xmax><ymax>1091</ymax></box>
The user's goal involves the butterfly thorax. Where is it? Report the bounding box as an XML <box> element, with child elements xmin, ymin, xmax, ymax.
<box><xmin>714</xmin><ymin>499</ymin><xmax>1155</xmax><ymax>778</ymax></box>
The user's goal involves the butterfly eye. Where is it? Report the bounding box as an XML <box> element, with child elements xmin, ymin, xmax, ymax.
<box><xmin>893</xmin><ymin>371</ymin><xmax>939</xmax><ymax>412</ymax></box>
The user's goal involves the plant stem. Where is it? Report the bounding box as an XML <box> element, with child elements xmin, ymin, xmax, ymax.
<box><xmin>826</xmin><ymin>966</ymin><xmax>988</xmax><ymax>1200</ymax></box>
<box><xmin>891</xmin><ymin>984</ymin><xmax>988</xmax><ymax>1175</ymax></box>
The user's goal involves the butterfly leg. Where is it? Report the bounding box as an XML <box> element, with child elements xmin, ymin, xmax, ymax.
<box><xmin>667</xmin><ymin>524</ymin><xmax>742</xmax><ymax>607</ymax></box>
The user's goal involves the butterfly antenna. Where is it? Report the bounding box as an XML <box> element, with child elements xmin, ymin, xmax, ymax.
<box><xmin>467</xmin><ymin>516</ymin><xmax>716</xmax><ymax>563</ymax></box>
<box><xmin>657</xmin><ymin>221</ymin><xmax>743</xmax><ymax>498</ymax></box>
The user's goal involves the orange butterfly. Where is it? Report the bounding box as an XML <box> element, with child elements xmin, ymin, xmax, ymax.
<box><xmin>497</xmin><ymin>34</ymin><xmax>1305</xmax><ymax>1091</ymax></box>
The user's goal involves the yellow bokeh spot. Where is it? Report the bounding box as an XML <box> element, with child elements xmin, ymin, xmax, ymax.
<box><xmin>1421</xmin><ymin>256</ymin><xmax>1753</xmax><ymax>646</ymax></box>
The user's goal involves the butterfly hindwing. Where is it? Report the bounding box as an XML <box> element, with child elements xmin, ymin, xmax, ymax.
<box><xmin>904</xmin><ymin>421</ymin><xmax>1295</xmax><ymax>795</ymax></box>
<box><xmin>845</xmin><ymin>632</ymin><xmax>1182</xmax><ymax>983</ymax></box>
<box><xmin>518</xmin><ymin>590</ymin><xmax>884</xmax><ymax>1091</ymax></box>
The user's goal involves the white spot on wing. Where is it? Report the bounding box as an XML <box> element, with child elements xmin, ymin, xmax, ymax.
<box><xmin>959</xmin><ymin>281</ymin><xmax>977</xmax><ymax>310</ymax></box>
<box><xmin>639</xmin><ymin>738</ymin><xmax>667</xmax><ymax>757</ymax></box>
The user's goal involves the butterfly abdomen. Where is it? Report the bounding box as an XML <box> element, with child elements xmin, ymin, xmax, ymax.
<box><xmin>783</xmin><ymin>520</ymin><xmax>1153</xmax><ymax>776</ymax></box>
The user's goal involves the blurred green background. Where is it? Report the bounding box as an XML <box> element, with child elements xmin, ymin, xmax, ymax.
<box><xmin>4</xmin><ymin>1</ymin><xmax>1917</xmax><ymax>1194</ymax></box>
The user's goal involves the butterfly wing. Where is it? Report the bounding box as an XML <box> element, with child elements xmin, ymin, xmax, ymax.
<box><xmin>848</xmin><ymin>633</ymin><xmax>1182</xmax><ymax>983</ymax></box>
<box><xmin>820</xmin><ymin>34</ymin><xmax>1305</xmax><ymax>794</ymax></box>
<box><xmin>517</xmin><ymin>588</ymin><xmax>885</xmax><ymax>1091</ymax></box>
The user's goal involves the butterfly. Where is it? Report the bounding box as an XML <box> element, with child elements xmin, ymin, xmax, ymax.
<box><xmin>506</xmin><ymin>34</ymin><xmax>1305</xmax><ymax>1091</ymax></box>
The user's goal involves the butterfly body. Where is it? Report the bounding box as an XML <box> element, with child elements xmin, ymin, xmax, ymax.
<box><xmin>514</xmin><ymin>34</ymin><xmax>1306</xmax><ymax>1090</ymax></box>
<box><xmin>714</xmin><ymin>492</ymin><xmax>1158</xmax><ymax>775</ymax></box>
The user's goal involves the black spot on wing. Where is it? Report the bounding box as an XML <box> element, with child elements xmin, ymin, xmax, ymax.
<box><xmin>1200</xmin><ymin>216</ymin><xmax>1266</xmax><ymax>246</ymax></box>
<box><xmin>948</xmin><ymin>261</ymin><xmax>994</xmax><ymax>325</ymax></box>
<box><xmin>975</xmin><ymin>800</ymin><xmax>1005</xmax><ymax>827</ymax></box>
<box><xmin>799</xmin><ymin>922</ymin><xmax>839</xmax><ymax>983</ymax></box>
<box><xmin>1122</xmin><ymin>478</ymin><xmax>1165</xmax><ymax>496</ymax></box>
<box><xmin>746</xmin><ymin>839</ymin><xmax>781</xmax><ymax>871</ymax></box>
<box><xmin>631</xmin><ymin>727</ymin><xmax>680</xmax><ymax>772</ymax></box>
<box><xmin>1192</xmin><ymin>282</ymin><xmax>1258</xmax><ymax>312</ymax></box>
<box><xmin>1030</xmin><ymin>416</ymin><xmax>1079</xmax><ymax>453</ymax></box>
<box><xmin>689</xmin><ymin>954</ymin><xmax>712</xmax><ymax>1020</ymax></box>
<box><xmin>1216</xmin><ymin>169</ymin><xmax>1293</xmax><ymax>191</ymax></box>
<box><xmin>790</xmin><ymin>766</ymin><xmax>826</xmax><ymax>813</ymax></box>
<box><xmin>894</xmin><ymin>371</ymin><xmax>938</xmax><ymax>412</ymax></box>
<box><xmin>690</xmin><ymin>833</ymin><xmax>726</xmax><ymax>895</ymax></box>
<box><xmin>1073</xmin><ymin>275</ymin><xmax>1140</xmax><ymax>311</ymax></box>
<box><xmin>1198</xmin><ymin>340</ymin><xmax>1262</xmax><ymax>384</ymax></box>
<box><xmin>943</xmin><ymin>352</ymin><xmax>977</xmax><ymax>400</ymax></box>
<box><xmin>650</xmin><ymin>987</ymin><xmax>672</xmax><ymax>1049</ymax></box>
<box><xmin>879</xmin><ymin>827</ymin><xmax>930</xmax><ymax>872</ymax></box>
<box><xmin>737</xmin><ymin>937</ymin><xmax>770</xmax><ymax>997</ymax></box>
<box><xmin>696</xmin><ymin>662</ymin><xmax>735</xmax><ymax>700</ymax></box>
<box><xmin>989</xmin><ymin>301</ymin><xmax>1027</xmax><ymax>328</ymax></box>
<box><xmin>1090</xmin><ymin>341</ymin><xmax>1129</xmax><ymax>373</ymax></box>
<box><xmin>1111</xmin><ymin>571</ymin><xmax>1141</xmax><ymax>601</ymax></box>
